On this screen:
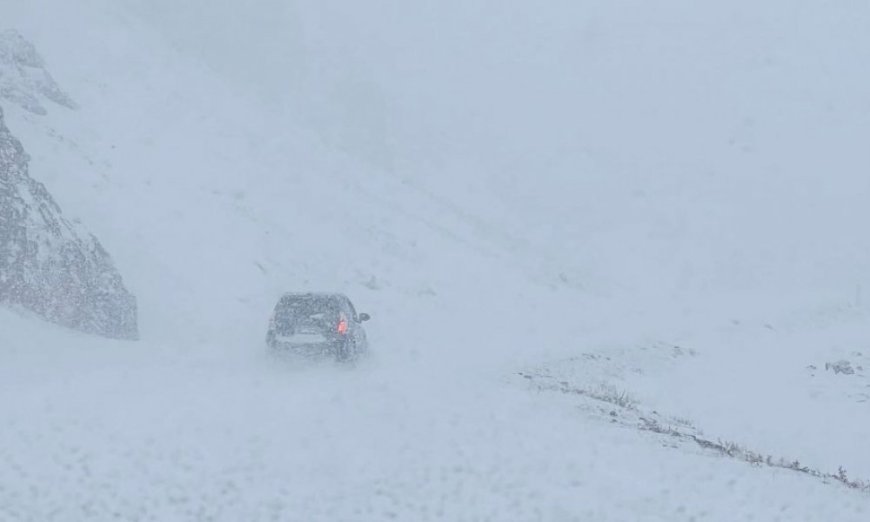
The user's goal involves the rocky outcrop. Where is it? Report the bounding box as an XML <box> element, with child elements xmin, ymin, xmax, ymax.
<box><xmin>0</xmin><ymin>29</ymin><xmax>77</xmax><ymax>115</ymax></box>
<box><xmin>0</xmin><ymin>105</ymin><xmax>138</xmax><ymax>339</ymax></box>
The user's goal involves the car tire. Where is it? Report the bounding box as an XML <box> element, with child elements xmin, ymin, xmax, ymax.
<box><xmin>334</xmin><ymin>339</ymin><xmax>353</xmax><ymax>363</ymax></box>
<box><xmin>266</xmin><ymin>329</ymin><xmax>278</xmax><ymax>351</ymax></box>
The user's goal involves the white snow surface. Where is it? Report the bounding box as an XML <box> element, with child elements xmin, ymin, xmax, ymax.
<box><xmin>2</xmin><ymin>0</ymin><xmax>870</xmax><ymax>520</ymax></box>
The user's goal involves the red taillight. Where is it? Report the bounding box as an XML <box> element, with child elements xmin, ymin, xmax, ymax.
<box><xmin>337</xmin><ymin>318</ymin><xmax>348</xmax><ymax>335</ymax></box>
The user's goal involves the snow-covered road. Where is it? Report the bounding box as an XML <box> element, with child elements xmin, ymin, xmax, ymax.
<box><xmin>2</xmin><ymin>310</ymin><xmax>868</xmax><ymax>521</ymax></box>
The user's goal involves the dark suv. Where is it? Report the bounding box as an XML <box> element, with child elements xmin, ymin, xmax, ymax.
<box><xmin>266</xmin><ymin>293</ymin><xmax>370</xmax><ymax>361</ymax></box>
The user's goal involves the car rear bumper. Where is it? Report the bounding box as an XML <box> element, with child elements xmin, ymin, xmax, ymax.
<box><xmin>268</xmin><ymin>338</ymin><xmax>347</xmax><ymax>359</ymax></box>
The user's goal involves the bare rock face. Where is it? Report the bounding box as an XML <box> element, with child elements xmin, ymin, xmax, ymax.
<box><xmin>0</xmin><ymin>29</ymin><xmax>77</xmax><ymax>115</ymax></box>
<box><xmin>0</xmin><ymin>105</ymin><xmax>138</xmax><ymax>339</ymax></box>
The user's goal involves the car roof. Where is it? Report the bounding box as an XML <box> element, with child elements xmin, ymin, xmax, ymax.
<box><xmin>279</xmin><ymin>292</ymin><xmax>349</xmax><ymax>300</ymax></box>
<box><xmin>277</xmin><ymin>292</ymin><xmax>352</xmax><ymax>307</ymax></box>
<box><xmin>275</xmin><ymin>293</ymin><xmax>358</xmax><ymax>316</ymax></box>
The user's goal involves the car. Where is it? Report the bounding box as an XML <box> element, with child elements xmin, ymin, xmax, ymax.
<box><xmin>266</xmin><ymin>292</ymin><xmax>370</xmax><ymax>361</ymax></box>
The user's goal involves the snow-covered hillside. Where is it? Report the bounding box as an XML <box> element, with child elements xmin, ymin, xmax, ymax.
<box><xmin>2</xmin><ymin>0</ymin><xmax>870</xmax><ymax>520</ymax></box>
<box><xmin>0</xmin><ymin>32</ymin><xmax>137</xmax><ymax>340</ymax></box>
<box><xmin>0</xmin><ymin>104</ymin><xmax>137</xmax><ymax>340</ymax></box>
<box><xmin>0</xmin><ymin>28</ymin><xmax>76</xmax><ymax>114</ymax></box>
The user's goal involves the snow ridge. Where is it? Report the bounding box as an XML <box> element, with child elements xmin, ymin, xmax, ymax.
<box><xmin>0</xmin><ymin>29</ymin><xmax>77</xmax><ymax>115</ymax></box>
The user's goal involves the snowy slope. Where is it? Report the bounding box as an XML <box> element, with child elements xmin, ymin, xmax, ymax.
<box><xmin>3</xmin><ymin>0</ymin><xmax>564</xmax><ymax>360</ymax></box>
<box><xmin>2</xmin><ymin>0</ymin><xmax>870</xmax><ymax>520</ymax></box>
<box><xmin>4</xmin><ymin>307</ymin><xmax>869</xmax><ymax>522</ymax></box>
<box><xmin>0</xmin><ymin>104</ymin><xmax>137</xmax><ymax>340</ymax></box>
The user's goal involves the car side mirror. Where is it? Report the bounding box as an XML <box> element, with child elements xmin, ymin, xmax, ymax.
<box><xmin>358</xmin><ymin>313</ymin><xmax>371</xmax><ymax>322</ymax></box>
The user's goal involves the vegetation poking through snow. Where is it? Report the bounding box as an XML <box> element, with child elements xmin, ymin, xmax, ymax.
<box><xmin>520</xmin><ymin>370</ymin><xmax>870</xmax><ymax>495</ymax></box>
<box><xmin>638</xmin><ymin>417</ymin><xmax>870</xmax><ymax>493</ymax></box>
<box><xmin>519</xmin><ymin>372</ymin><xmax>638</xmax><ymax>410</ymax></box>
<box><xmin>825</xmin><ymin>360</ymin><xmax>856</xmax><ymax>375</ymax></box>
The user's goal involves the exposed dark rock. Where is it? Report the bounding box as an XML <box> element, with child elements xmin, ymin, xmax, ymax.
<box><xmin>0</xmin><ymin>105</ymin><xmax>137</xmax><ymax>339</ymax></box>
<box><xmin>826</xmin><ymin>360</ymin><xmax>855</xmax><ymax>375</ymax></box>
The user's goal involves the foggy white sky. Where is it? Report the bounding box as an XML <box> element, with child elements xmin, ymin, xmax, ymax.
<box><xmin>120</xmin><ymin>0</ymin><xmax>870</xmax><ymax>307</ymax></box>
<box><xmin>8</xmin><ymin>0</ymin><xmax>870</xmax><ymax>311</ymax></box>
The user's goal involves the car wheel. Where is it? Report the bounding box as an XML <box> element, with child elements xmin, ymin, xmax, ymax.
<box><xmin>334</xmin><ymin>339</ymin><xmax>353</xmax><ymax>362</ymax></box>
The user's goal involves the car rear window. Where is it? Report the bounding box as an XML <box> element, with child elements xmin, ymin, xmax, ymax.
<box><xmin>274</xmin><ymin>296</ymin><xmax>341</xmax><ymax>333</ymax></box>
